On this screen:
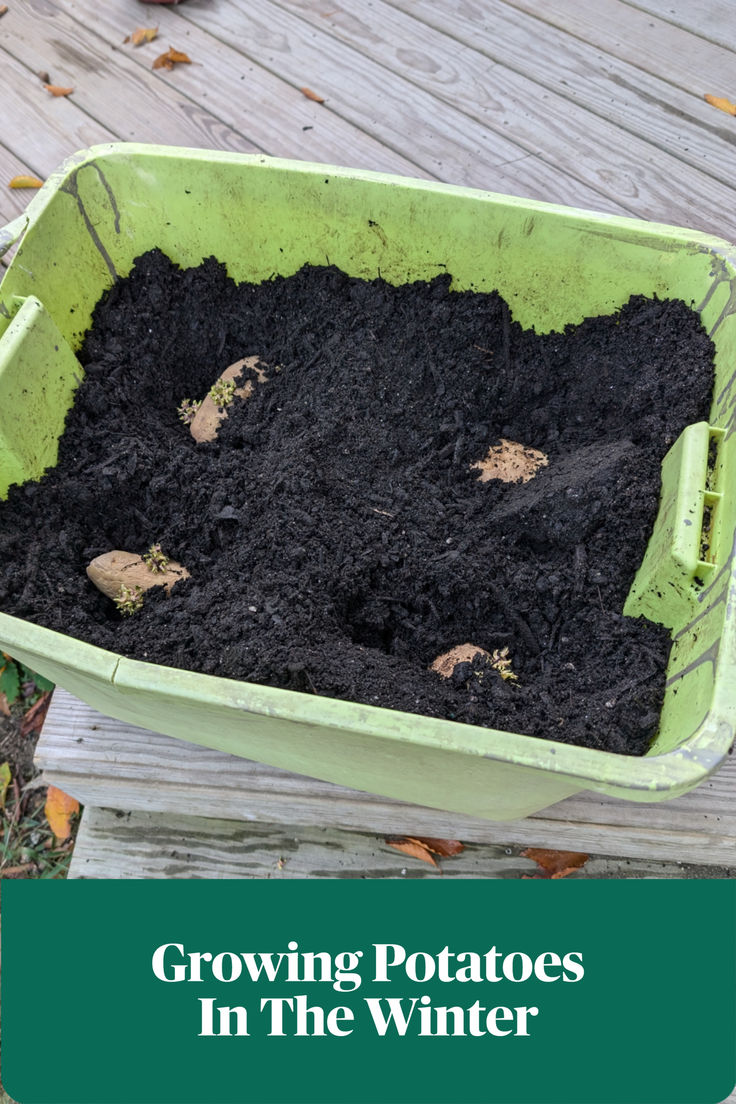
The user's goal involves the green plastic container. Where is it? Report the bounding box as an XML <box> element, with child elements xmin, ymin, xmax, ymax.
<box><xmin>0</xmin><ymin>144</ymin><xmax>734</xmax><ymax>819</ymax></box>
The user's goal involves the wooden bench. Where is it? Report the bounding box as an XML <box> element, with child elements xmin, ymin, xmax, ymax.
<box><xmin>35</xmin><ymin>688</ymin><xmax>735</xmax><ymax>879</ymax></box>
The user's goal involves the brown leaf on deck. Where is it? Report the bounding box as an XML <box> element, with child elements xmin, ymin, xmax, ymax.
<box><xmin>126</xmin><ymin>26</ymin><xmax>159</xmax><ymax>46</ymax></box>
<box><xmin>9</xmin><ymin>174</ymin><xmax>43</xmax><ymax>189</ymax></box>
<box><xmin>410</xmin><ymin>836</ymin><xmax>464</xmax><ymax>857</ymax></box>
<box><xmin>20</xmin><ymin>690</ymin><xmax>52</xmax><ymax>739</ymax></box>
<box><xmin>44</xmin><ymin>785</ymin><xmax>80</xmax><ymax>841</ymax></box>
<box><xmin>153</xmin><ymin>47</ymin><xmax>192</xmax><ymax>70</ymax></box>
<box><xmin>44</xmin><ymin>84</ymin><xmax>74</xmax><ymax>97</ymax></box>
<box><xmin>386</xmin><ymin>837</ymin><xmax>438</xmax><ymax>867</ymax></box>
<box><xmin>521</xmin><ymin>847</ymin><xmax>589</xmax><ymax>879</ymax></box>
<box><xmin>704</xmin><ymin>93</ymin><xmax>736</xmax><ymax>116</ymax></box>
<box><xmin>0</xmin><ymin>6</ymin><xmax>8</xmax><ymax>16</ymax></box>
<box><xmin>300</xmin><ymin>86</ymin><xmax>326</xmax><ymax>103</ymax></box>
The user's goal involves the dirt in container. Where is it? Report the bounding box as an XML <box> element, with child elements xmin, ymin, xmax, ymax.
<box><xmin>0</xmin><ymin>251</ymin><xmax>716</xmax><ymax>754</ymax></box>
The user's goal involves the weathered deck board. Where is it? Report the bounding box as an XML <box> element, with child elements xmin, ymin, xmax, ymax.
<box><xmin>37</xmin><ymin>690</ymin><xmax>736</xmax><ymax>869</ymax></box>
<box><xmin>629</xmin><ymin>0</ymin><xmax>736</xmax><ymax>54</ymax></box>
<box><xmin>0</xmin><ymin>144</ymin><xmax>38</xmax><ymax>223</ymax></box>
<box><xmin>68</xmin><ymin>805</ymin><xmax>732</xmax><ymax>880</ymax></box>
<box><xmin>3</xmin><ymin>0</ymin><xmax>735</xmax><ymax>228</ymax></box>
<box><xmin>0</xmin><ymin>43</ymin><xmax>114</xmax><ymax>171</ymax></box>
<box><xmin>506</xmin><ymin>0</ymin><xmax>736</xmax><ymax>101</ymax></box>
<box><xmin>386</xmin><ymin>0</ymin><xmax>736</xmax><ymax>201</ymax></box>
<box><xmin>3</xmin><ymin>0</ymin><xmax>260</xmax><ymax>155</ymax></box>
<box><xmin>176</xmin><ymin>0</ymin><xmax>622</xmax><ymax>208</ymax></box>
<box><xmin>47</xmin><ymin>0</ymin><xmax>428</xmax><ymax>176</ymax></box>
<box><xmin>279</xmin><ymin>0</ymin><xmax>734</xmax><ymax>234</ymax></box>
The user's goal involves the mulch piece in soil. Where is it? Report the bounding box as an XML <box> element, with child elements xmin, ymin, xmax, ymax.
<box><xmin>0</xmin><ymin>251</ymin><xmax>715</xmax><ymax>754</ymax></box>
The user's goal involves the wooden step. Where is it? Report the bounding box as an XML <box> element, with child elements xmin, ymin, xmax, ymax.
<box><xmin>37</xmin><ymin>689</ymin><xmax>736</xmax><ymax>869</ymax></box>
<box><xmin>67</xmin><ymin>805</ymin><xmax>733</xmax><ymax>880</ymax></box>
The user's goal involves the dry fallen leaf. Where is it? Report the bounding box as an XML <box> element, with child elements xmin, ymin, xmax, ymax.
<box><xmin>20</xmin><ymin>690</ymin><xmax>52</xmax><ymax>740</ymax></box>
<box><xmin>9</xmin><ymin>174</ymin><xmax>43</xmax><ymax>189</ymax></box>
<box><xmin>410</xmin><ymin>836</ymin><xmax>464</xmax><ymax>857</ymax></box>
<box><xmin>0</xmin><ymin>692</ymin><xmax>10</xmax><ymax>717</ymax></box>
<box><xmin>300</xmin><ymin>86</ymin><xmax>326</xmax><ymax>103</ymax></box>
<box><xmin>44</xmin><ymin>785</ymin><xmax>80</xmax><ymax>841</ymax></box>
<box><xmin>0</xmin><ymin>6</ymin><xmax>8</xmax><ymax>16</ymax></box>
<box><xmin>126</xmin><ymin>25</ymin><xmax>158</xmax><ymax>46</ymax></box>
<box><xmin>44</xmin><ymin>84</ymin><xmax>74</xmax><ymax>97</ymax></box>
<box><xmin>704</xmin><ymin>93</ymin><xmax>736</xmax><ymax>116</ymax></box>
<box><xmin>522</xmin><ymin>847</ymin><xmax>589</xmax><ymax>879</ymax></box>
<box><xmin>386</xmin><ymin>838</ymin><xmax>438</xmax><ymax>867</ymax></box>
<box><xmin>0</xmin><ymin>763</ymin><xmax>11</xmax><ymax>809</ymax></box>
<box><xmin>153</xmin><ymin>47</ymin><xmax>192</xmax><ymax>70</ymax></box>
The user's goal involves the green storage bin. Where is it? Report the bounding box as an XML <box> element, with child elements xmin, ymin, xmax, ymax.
<box><xmin>0</xmin><ymin>143</ymin><xmax>734</xmax><ymax>820</ymax></box>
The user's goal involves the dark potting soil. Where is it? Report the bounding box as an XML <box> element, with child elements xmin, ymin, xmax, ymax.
<box><xmin>0</xmin><ymin>251</ymin><xmax>716</xmax><ymax>754</ymax></box>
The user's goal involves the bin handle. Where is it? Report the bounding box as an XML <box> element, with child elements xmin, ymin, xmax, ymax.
<box><xmin>623</xmin><ymin>421</ymin><xmax>722</xmax><ymax>629</ymax></box>
<box><xmin>0</xmin><ymin>216</ymin><xmax>28</xmax><ymax>259</ymax></box>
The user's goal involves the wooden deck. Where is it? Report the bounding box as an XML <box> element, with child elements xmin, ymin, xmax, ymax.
<box><xmin>4</xmin><ymin>0</ymin><xmax>736</xmax><ymax>890</ymax></box>
<box><xmin>2</xmin><ymin>0</ymin><xmax>736</xmax><ymax>238</ymax></box>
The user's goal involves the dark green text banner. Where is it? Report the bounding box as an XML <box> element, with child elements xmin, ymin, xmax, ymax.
<box><xmin>2</xmin><ymin>880</ymin><xmax>734</xmax><ymax>1104</ymax></box>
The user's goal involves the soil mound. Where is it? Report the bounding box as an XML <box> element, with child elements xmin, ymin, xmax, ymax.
<box><xmin>0</xmin><ymin>252</ymin><xmax>715</xmax><ymax>754</ymax></box>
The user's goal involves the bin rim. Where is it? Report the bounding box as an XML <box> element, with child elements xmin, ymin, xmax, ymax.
<box><xmin>0</xmin><ymin>607</ymin><xmax>730</xmax><ymax>799</ymax></box>
<box><xmin>5</xmin><ymin>141</ymin><xmax>736</xmax><ymax>271</ymax></box>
